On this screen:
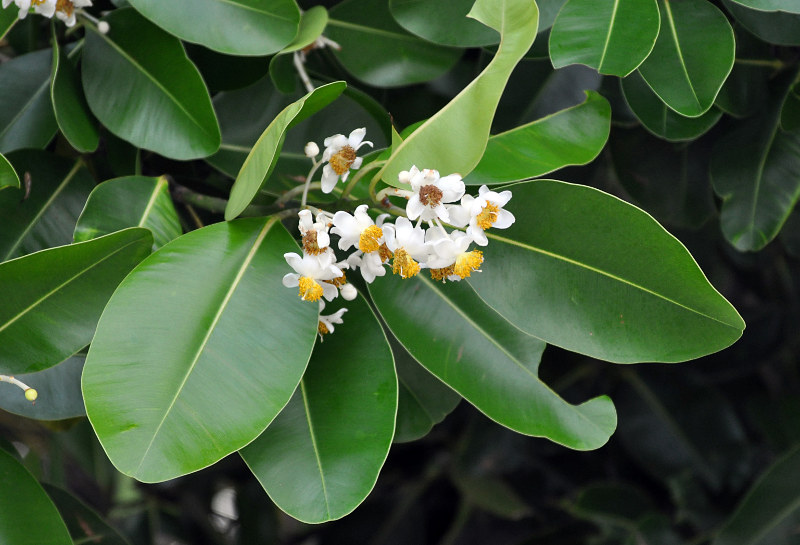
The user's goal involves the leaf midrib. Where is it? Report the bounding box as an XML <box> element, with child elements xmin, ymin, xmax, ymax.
<box><xmin>301</xmin><ymin>379</ymin><xmax>331</xmax><ymax>519</ymax></box>
<box><xmin>596</xmin><ymin>0</ymin><xmax>620</xmax><ymax>71</ymax></box>
<box><xmin>0</xmin><ymin>72</ymin><xmax>51</xmax><ymax>142</ymax></box>
<box><xmin>138</xmin><ymin>176</ymin><xmax>167</xmax><ymax>228</ymax></box>
<box><xmin>663</xmin><ymin>0</ymin><xmax>702</xmax><ymax>110</ymax></box>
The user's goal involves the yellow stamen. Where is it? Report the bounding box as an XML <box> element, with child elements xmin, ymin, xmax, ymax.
<box><xmin>429</xmin><ymin>265</ymin><xmax>455</xmax><ymax>282</ymax></box>
<box><xmin>55</xmin><ymin>0</ymin><xmax>74</xmax><ymax>15</ymax></box>
<box><xmin>454</xmin><ymin>250</ymin><xmax>483</xmax><ymax>279</ymax></box>
<box><xmin>379</xmin><ymin>243</ymin><xmax>392</xmax><ymax>263</ymax></box>
<box><xmin>318</xmin><ymin>321</ymin><xmax>330</xmax><ymax>335</ymax></box>
<box><xmin>298</xmin><ymin>276</ymin><xmax>324</xmax><ymax>301</ymax></box>
<box><xmin>418</xmin><ymin>185</ymin><xmax>443</xmax><ymax>207</ymax></box>
<box><xmin>329</xmin><ymin>145</ymin><xmax>357</xmax><ymax>175</ymax></box>
<box><xmin>325</xmin><ymin>271</ymin><xmax>347</xmax><ymax>287</ymax></box>
<box><xmin>392</xmin><ymin>248</ymin><xmax>420</xmax><ymax>278</ymax></box>
<box><xmin>476</xmin><ymin>203</ymin><xmax>499</xmax><ymax>230</ymax></box>
<box><xmin>358</xmin><ymin>225</ymin><xmax>383</xmax><ymax>253</ymax></box>
<box><xmin>302</xmin><ymin>231</ymin><xmax>326</xmax><ymax>255</ymax></box>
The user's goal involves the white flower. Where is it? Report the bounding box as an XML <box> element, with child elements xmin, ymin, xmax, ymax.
<box><xmin>383</xmin><ymin>217</ymin><xmax>429</xmax><ymax>279</ymax></box>
<box><xmin>318</xmin><ymin>305</ymin><xmax>347</xmax><ymax>337</ymax></box>
<box><xmin>297</xmin><ymin>209</ymin><xmax>330</xmax><ymax>256</ymax></box>
<box><xmin>282</xmin><ymin>249</ymin><xmax>342</xmax><ymax>302</ymax></box>
<box><xmin>320</xmin><ymin>128</ymin><xmax>373</xmax><ymax>193</ymax></box>
<box><xmin>8</xmin><ymin>0</ymin><xmax>56</xmax><ymax>19</ymax></box>
<box><xmin>331</xmin><ymin>204</ymin><xmax>383</xmax><ymax>253</ymax></box>
<box><xmin>427</xmin><ymin>230</ymin><xmax>483</xmax><ymax>282</ymax></box>
<box><xmin>404</xmin><ymin>166</ymin><xmax>465</xmax><ymax>223</ymax></box>
<box><xmin>460</xmin><ymin>186</ymin><xmax>515</xmax><ymax>246</ymax></box>
<box><xmin>55</xmin><ymin>0</ymin><xmax>91</xmax><ymax>26</ymax></box>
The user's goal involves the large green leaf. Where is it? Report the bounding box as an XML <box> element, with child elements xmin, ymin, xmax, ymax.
<box><xmin>622</xmin><ymin>71</ymin><xmax>722</xmax><ymax>141</ymax></box>
<box><xmin>0</xmin><ymin>150</ymin><xmax>94</xmax><ymax>261</ymax></box>
<box><xmin>637</xmin><ymin>0</ymin><xmax>734</xmax><ymax>117</ymax></box>
<box><xmin>74</xmin><ymin>175</ymin><xmax>181</xmax><ymax>249</ymax></box>
<box><xmin>711</xmin><ymin>73</ymin><xmax>800</xmax><ymax>252</ymax></box>
<box><xmin>43</xmin><ymin>484</ymin><xmax>131</xmax><ymax>545</ymax></box>
<box><xmin>549</xmin><ymin>0</ymin><xmax>660</xmax><ymax>77</ymax></box>
<box><xmin>241</xmin><ymin>294</ymin><xmax>396</xmax><ymax>523</ymax></box>
<box><xmin>0</xmin><ymin>355</ymin><xmax>85</xmax><ymax>420</ymax></box>
<box><xmin>0</xmin><ymin>48</ymin><xmax>58</xmax><ymax>153</ymax></box>
<box><xmin>713</xmin><ymin>446</ymin><xmax>800</xmax><ymax>545</ymax></box>
<box><xmin>50</xmin><ymin>38</ymin><xmax>99</xmax><ymax>153</ymax></box>
<box><xmin>0</xmin><ymin>152</ymin><xmax>19</xmax><ymax>190</ymax></box>
<box><xmin>82</xmin><ymin>9</ymin><xmax>220</xmax><ymax>160</ymax></box>
<box><xmin>727</xmin><ymin>0</ymin><xmax>800</xmax><ymax>13</ymax></box>
<box><xmin>0</xmin><ymin>228</ymin><xmax>152</xmax><ymax>375</ymax></box>
<box><xmin>467</xmin><ymin>180</ymin><xmax>744</xmax><ymax>363</ymax></box>
<box><xmin>464</xmin><ymin>91</ymin><xmax>610</xmax><ymax>185</ymax></box>
<box><xmin>0</xmin><ymin>8</ymin><xmax>16</xmax><ymax>41</ymax></box>
<box><xmin>371</xmin><ymin>275</ymin><xmax>616</xmax><ymax>450</ymax></box>
<box><xmin>224</xmin><ymin>81</ymin><xmax>345</xmax><ymax>220</ymax></box>
<box><xmin>723</xmin><ymin>0</ymin><xmax>800</xmax><ymax>45</ymax></box>
<box><xmin>326</xmin><ymin>0</ymin><xmax>462</xmax><ymax>88</ymax></box>
<box><xmin>388</xmin><ymin>0</ymin><xmax>500</xmax><ymax>47</ymax></box>
<box><xmin>126</xmin><ymin>0</ymin><xmax>300</xmax><ymax>56</ymax></box>
<box><xmin>82</xmin><ymin>219</ymin><xmax>318</xmax><ymax>482</ymax></box>
<box><xmin>381</xmin><ymin>0</ymin><xmax>539</xmax><ymax>186</ymax></box>
<box><xmin>0</xmin><ymin>449</ymin><xmax>72</xmax><ymax>545</ymax></box>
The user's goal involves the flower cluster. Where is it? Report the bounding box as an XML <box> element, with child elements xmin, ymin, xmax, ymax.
<box><xmin>2</xmin><ymin>0</ymin><xmax>93</xmax><ymax>27</ymax></box>
<box><xmin>284</xmin><ymin>129</ymin><xmax>515</xmax><ymax>338</ymax></box>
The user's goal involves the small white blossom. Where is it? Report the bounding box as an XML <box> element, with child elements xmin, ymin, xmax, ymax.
<box><xmin>405</xmin><ymin>166</ymin><xmax>465</xmax><ymax>223</ymax></box>
<box><xmin>383</xmin><ymin>217</ymin><xmax>429</xmax><ymax>278</ymax></box>
<box><xmin>297</xmin><ymin>209</ymin><xmax>330</xmax><ymax>256</ymax></box>
<box><xmin>457</xmin><ymin>185</ymin><xmax>515</xmax><ymax>246</ymax></box>
<box><xmin>320</xmin><ymin>128</ymin><xmax>372</xmax><ymax>193</ymax></box>
<box><xmin>331</xmin><ymin>204</ymin><xmax>383</xmax><ymax>253</ymax></box>
<box><xmin>56</xmin><ymin>0</ymin><xmax>91</xmax><ymax>26</ymax></box>
<box><xmin>282</xmin><ymin>249</ymin><xmax>342</xmax><ymax>302</ymax></box>
<box><xmin>426</xmin><ymin>230</ymin><xmax>483</xmax><ymax>282</ymax></box>
<box><xmin>317</xmin><ymin>302</ymin><xmax>347</xmax><ymax>338</ymax></box>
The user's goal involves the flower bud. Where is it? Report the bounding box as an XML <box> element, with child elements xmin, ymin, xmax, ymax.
<box><xmin>340</xmin><ymin>283</ymin><xmax>357</xmax><ymax>301</ymax></box>
<box><xmin>304</xmin><ymin>141</ymin><xmax>319</xmax><ymax>158</ymax></box>
<box><xmin>98</xmin><ymin>21</ymin><xmax>110</xmax><ymax>34</ymax></box>
<box><xmin>398</xmin><ymin>170</ymin><xmax>412</xmax><ymax>184</ymax></box>
<box><xmin>24</xmin><ymin>388</ymin><xmax>37</xmax><ymax>402</ymax></box>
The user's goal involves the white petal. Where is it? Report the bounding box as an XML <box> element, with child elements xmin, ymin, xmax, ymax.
<box><xmin>282</xmin><ymin>273</ymin><xmax>300</xmax><ymax>288</ymax></box>
<box><xmin>320</xmin><ymin>165</ymin><xmax>339</xmax><ymax>193</ymax></box>
<box><xmin>494</xmin><ymin>190</ymin><xmax>513</xmax><ymax>207</ymax></box>
<box><xmin>432</xmin><ymin>203</ymin><xmax>450</xmax><ymax>223</ymax></box>
<box><xmin>493</xmin><ymin>209</ymin><xmax>515</xmax><ymax>229</ymax></box>
<box><xmin>467</xmin><ymin>226</ymin><xmax>489</xmax><ymax>246</ymax></box>
<box><xmin>316</xmin><ymin>230</ymin><xmax>330</xmax><ymax>249</ymax></box>
<box><xmin>406</xmin><ymin>196</ymin><xmax>424</xmax><ymax>220</ymax></box>
<box><xmin>351</xmin><ymin>156</ymin><xmax>363</xmax><ymax>170</ymax></box>
<box><xmin>348</xmin><ymin>127</ymin><xmax>366</xmax><ymax>147</ymax></box>
<box><xmin>283</xmin><ymin>252</ymin><xmax>304</xmax><ymax>273</ymax></box>
<box><xmin>322</xmin><ymin>282</ymin><xmax>339</xmax><ymax>301</ymax></box>
<box><xmin>446</xmin><ymin>203</ymin><xmax>470</xmax><ymax>227</ymax></box>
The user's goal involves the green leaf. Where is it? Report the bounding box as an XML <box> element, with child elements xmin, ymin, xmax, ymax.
<box><xmin>371</xmin><ymin>275</ymin><xmax>616</xmax><ymax>450</ymax></box>
<box><xmin>381</xmin><ymin>0</ymin><xmax>539</xmax><ymax>186</ymax></box>
<box><xmin>0</xmin><ymin>355</ymin><xmax>85</xmax><ymax>421</ymax></box>
<box><xmin>637</xmin><ymin>0</ymin><xmax>734</xmax><ymax>117</ymax></box>
<box><xmin>241</xmin><ymin>294</ymin><xmax>396</xmax><ymax>523</ymax></box>
<box><xmin>43</xmin><ymin>484</ymin><xmax>131</xmax><ymax>545</ymax></box>
<box><xmin>126</xmin><ymin>0</ymin><xmax>299</xmax><ymax>56</ymax></box>
<box><xmin>0</xmin><ymin>8</ymin><xmax>17</xmax><ymax>41</ymax></box>
<box><xmin>279</xmin><ymin>5</ymin><xmax>328</xmax><ymax>54</ymax></box>
<box><xmin>326</xmin><ymin>0</ymin><xmax>462</xmax><ymax>88</ymax></box>
<box><xmin>711</xmin><ymin>73</ymin><xmax>800</xmax><ymax>251</ymax></box>
<box><xmin>723</xmin><ymin>0</ymin><xmax>800</xmax><ymax>46</ymax></box>
<box><xmin>622</xmin><ymin>71</ymin><xmax>722</xmax><ymax>141</ymax></box>
<box><xmin>82</xmin><ymin>219</ymin><xmax>318</xmax><ymax>482</ymax></box>
<box><xmin>467</xmin><ymin>180</ymin><xmax>745</xmax><ymax>363</ymax></box>
<box><xmin>82</xmin><ymin>9</ymin><xmax>221</xmax><ymax>160</ymax></box>
<box><xmin>389</xmin><ymin>0</ymin><xmax>500</xmax><ymax>47</ymax></box>
<box><xmin>0</xmin><ymin>449</ymin><xmax>72</xmax><ymax>545</ymax></box>
<box><xmin>549</xmin><ymin>0</ymin><xmax>660</xmax><ymax>77</ymax></box>
<box><xmin>224</xmin><ymin>81</ymin><xmax>345</xmax><ymax>220</ymax></box>
<box><xmin>74</xmin><ymin>175</ymin><xmax>181</xmax><ymax>249</ymax></box>
<box><xmin>713</xmin><ymin>446</ymin><xmax>800</xmax><ymax>545</ymax></box>
<box><xmin>464</xmin><ymin>91</ymin><xmax>611</xmax><ymax>185</ymax></box>
<box><xmin>0</xmin><ymin>228</ymin><xmax>152</xmax><ymax>375</ymax></box>
<box><xmin>0</xmin><ymin>150</ymin><xmax>94</xmax><ymax>261</ymax></box>
<box><xmin>0</xmin><ymin>152</ymin><xmax>19</xmax><ymax>190</ymax></box>
<box><xmin>50</xmin><ymin>37</ymin><xmax>99</xmax><ymax>153</ymax></box>
<box><xmin>727</xmin><ymin>0</ymin><xmax>800</xmax><ymax>13</ymax></box>
<box><xmin>780</xmin><ymin>82</ymin><xmax>800</xmax><ymax>132</ymax></box>
<box><xmin>0</xmin><ymin>48</ymin><xmax>58</xmax><ymax>153</ymax></box>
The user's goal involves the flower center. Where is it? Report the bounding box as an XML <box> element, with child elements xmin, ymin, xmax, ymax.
<box><xmin>56</xmin><ymin>0</ymin><xmax>74</xmax><ymax>15</ymax></box>
<box><xmin>476</xmin><ymin>203</ymin><xmax>499</xmax><ymax>230</ymax></box>
<box><xmin>392</xmin><ymin>248</ymin><xmax>420</xmax><ymax>279</ymax></box>
<box><xmin>318</xmin><ymin>321</ymin><xmax>330</xmax><ymax>335</ymax></box>
<box><xmin>379</xmin><ymin>243</ymin><xmax>392</xmax><ymax>263</ymax></box>
<box><xmin>429</xmin><ymin>265</ymin><xmax>455</xmax><ymax>282</ymax></box>
<box><xmin>302</xmin><ymin>231</ymin><xmax>326</xmax><ymax>255</ymax></box>
<box><xmin>325</xmin><ymin>271</ymin><xmax>348</xmax><ymax>287</ymax></box>
<box><xmin>454</xmin><ymin>250</ymin><xmax>483</xmax><ymax>279</ymax></box>
<box><xmin>298</xmin><ymin>276</ymin><xmax>324</xmax><ymax>301</ymax></box>
<box><xmin>329</xmin><ymin>145</ymin><xmax>357</xmax><ymax>175</ymax></box>
<box><xmin>358</xmin><ymin>225</ymin><xmax>383</xmax><ymax>253</ymax></box>
<box><xmin>418</xmin><ymin>185</ymin><xmax>443</xmax><ymax>207</ymax></box>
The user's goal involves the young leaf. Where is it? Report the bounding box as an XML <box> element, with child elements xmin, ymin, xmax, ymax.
<box><xmin>224</xmin><ymin>81</ymin><xmax>346</xmax><ymax>220</ymax></box>
<box><xmin>389</xmin><ymin>0</ymin><xmax>500</xmax><ymax>47</ymax></box>
<box><xmin>74</xmin><ymin>175</ymin><xmax>181</xmax><ymax>249</ymax></box>
<box><xmin>82</xmin><ymin>219</ymin><xmax>318</xmax><ymax>483</ymax></box>
<box><xmin>380</xmin><ymin>0</ymin><xmax>539</xmax><ymax>186</ymax></box>
<box><xmin>0</xmin><ymin>228</ymin><xmax>153</xmax><ymax>375</ymax></box>
<box><xmin>241</xmin><ymin>294</ymin><xmax>396</xmax><ymax>523</ymax></box>
<box><xmin>126</xmin><ymin>0</ymin><xmax>300</xmax><ymax>56</ymax></box>
<box><xmin>637</xmin><ymin>0</ymin><xmax>734</xmax><ymax>117</ymax></box>
<box><xmin>50</xmin><ymin>36</ymin><xmax>99</xmax><ymax>153</ymax></box>
<box><xmin>371</xmin><ymin>276</ymin><xmax>616</xmax><ymax>450</ymax></box>
<box><xmin>82</xmin><ymin>9</ymin><xmax>221</xmax><ymax>160</ymax></box>
<box><xmin>549</xmin><ymin>0</ymin><xmax>660</xmax><ymax>77</ymax></box>
<box><xmin>467</xmin><ymin>180</ymin><xmax>745</xmax><ymax>363</ymax></box>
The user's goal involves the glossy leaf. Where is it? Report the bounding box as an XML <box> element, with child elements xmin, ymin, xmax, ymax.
<box><xmin>538</xmin><ymin>0</ymin><xmax>569</xmax><ymax>31</ymax></box>
<box><xmin>711</xmin><ymin>74</ymin><xmax>800</xmax><ymax>251</ymax></box>
<box><xmin>0</xmin><ymin>7</ymin><xmax>16</xmax><ymax>40</ymax></box>
<box><xmin>549</xmin><ymin>0</ymin><xmax>660</xmax><ymax>77</ymax></box>
<box><xmin>279</xmin><ymin>5</ymin><xmax>328</xmax><ymax>54</ymax></box>
<box><xmin>224</xmin><ymin>81</ymin><xmax>345</xmax><ymax>220</ymax></box>
<box><xmin>82</xmin><ymin>9</ymin><xmax>221</xmax><ymax>160</ymax></box>
<box><xmin>638</xmin><ymin>0</ymin><xmax>734</xmax><ymax>117</ymax></box>
<box><xmin>126</xmin><ymin>0</ymin><xmax>299</xmax><ymax>56</ymax></box>
<box><xmin>0</xmin><ymin>152</ymin><xmax>19</xmax><ymax>190</ymax></box>
<box><xmin>381</xmin><ymin>0</ymin><xmax>539</xmax><ymax>186</ymax></box>
<box><xmin>727</xmin><ymin>0</ymin><xmax>800</xmax><ymax>13</ymax></box>
<box><xmin>389</xmin><ymin>0</ymin><xmax>500</xmax><ymax>47</ymax></box>
<box><xmin>0</xmin><ymin>48</ymin><xmax>58</xmax><ymax>153</ymax></box>
<box><xmin>371</xmin><ymin>275</ymin><xmax>616</xmax><ymax>450</ymax></box>
<box><xmin>83</xmin><ymin>219</ymin><xmax>318</xmax><ymax>482</ymax></box>
<box><xmin>326</xmin><ymin>0</ymin><xmax>462</xmax><ymax>88</ymax></box>
<box><xmin>0</xmin><ymin>449</ymin><xmax>72</xmax><ymax>545</ymax></box>
<box><xmin>51</xmin><ymin>33</ymin><xmax>99</xmax><ymax>153</ymax></box>
<box><xmin>0</xmin><ymin>355</ymin><xmax>85</xmax><ymax>420</ymax></box>
<box><xmin>74</xmin><ymin>176</ymin><xmax>181</xmax><ymax>249</ymax></box>
<box><xmin>0</xmin><ymin>151</ymin><xmax>94</xmax><ymax>261</ymax></box>
<box><xmin>0</xmin><ymin>228</ymin><xmax>152</xmax><ymax>375</ymax></box>
<box><xmin>723</xmin><ymin>0</ymin><xmax>800</xmax><ymax>46</ymax></box>
<box><xmin>622</xmin><ymin>71</ymin><xmax>722</xmax><ymax>141</ymax></box>
<box><xmin>468</xmin><ymin>180</ymin><xmax>745</xmax><ymax>363</ymax></box>
<box><xmin>43</xmin><ymin>484</ymin><xmax>131</xmax><ymax>545</ymax></box>
<box><xmin>241</xmin><ymin>294</ymin><xmax>396</xmax><ymax>523</ymax></box>
<box><xmin>465</xmin><ymin>91</ymin><xmax>611</xmax><ymax>185</ymax></box>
